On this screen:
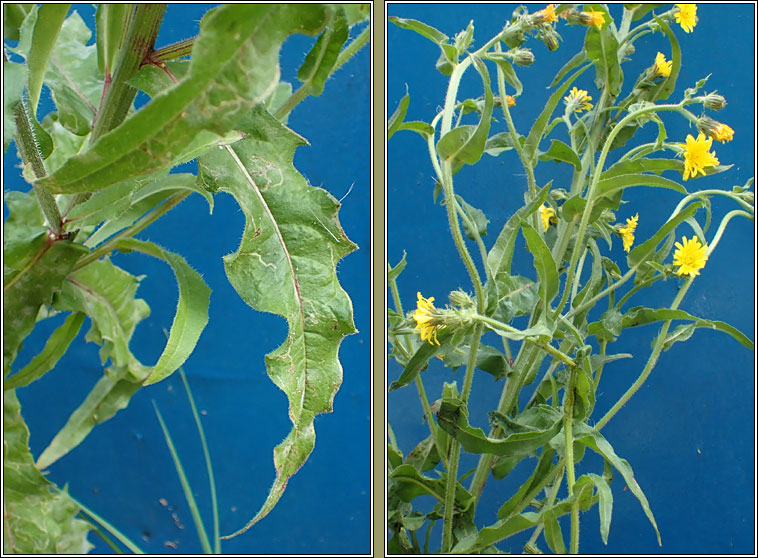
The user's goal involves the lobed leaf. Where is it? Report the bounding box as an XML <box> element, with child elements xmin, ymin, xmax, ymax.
<box><xmin>3</xmin><ymin>389</ymin><xmax>93</xmax><ymax>554</ymax></box>
<box><xmin>198</xmin><ymin>107</ymin><xmax>356</xmax><ymax>537</ymax></box>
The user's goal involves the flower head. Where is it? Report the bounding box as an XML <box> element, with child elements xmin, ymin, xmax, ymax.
<box><xmin>505</xmin><ymin>94</ymin><xmax>516</xmax><ymax>107</ymax></box>
<box><xmin>681</xmin><ymin>133</ymin><xmax>719</xmax><ymax>180</ymax></box>
<box><xmin>673</xmin><ymin>235</ymin><xmax>708</xmax><ymax>277</ymax></box>
<box><xmin>674</xmin><ymin>4</ymin><xmax>698</xmax><ymax>33</ymax></box>
<box><xmin>618</xmin><ymin>213</ymin><xmax>639</xmax><ymax>252</ymax></box>
<box><xmin>564</xmin><ymin>86</ymin><xmax>593</xmax><ymax>113</ymax></box>
<box><xmin>583</xmin><ymin>10</ymin><xmax>606</xmax><ymax>29</ymax></box>
<box><xmin>697</xmin><ymin>116</ymin><xmax>734</xmax><ymax>143</ymax></box>
<box><xmin>413</xmin><ymin>292</ymin><xmax>444</xmax><ymax>345</ymax></box>
<box><xmin>653</xmin><ymin>52</ymin><xmax>672</xmax><ymax>78</ymax></box>
<box><xmin>531</xmin><ymin>4</ymin><xmax>558</xmax><ymax>25</ymax></box>
<box><xmin>538</xmin><ymin>204</ymin><xmax>557</xmax><ymax>232</ymax></box>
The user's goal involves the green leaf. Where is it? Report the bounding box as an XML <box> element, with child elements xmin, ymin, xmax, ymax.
<box><xmin>3</xmin><ymin>60</ymin><xmax>27</xmax><ymax>153</ymax></box>
<box><xmin>538</xmin><ymin>139</ymin><xmax>581</xmax><ymax>172</ymax></box>
<box><xmin>485</xmin><ymin>54</ymin><xmax>522</xmax><ymax>97</ymax></box>
<box><xmin>36</xmin><ymin>363</ymin><xmax>145</xmax><ymax>470</ymax></box>
<box><xmin>3</xmin><ymin>235</ymin><xmax>88</xmax><ymax>376</ymax></box>
<box><xmin>389</xmin><ymin>464</ymin><xmax>473</xmax><ymax>510</ymax></box>
<box><xmin>26</xmin><ymin>3</ymin><xmax>70</xmax><ymax>116</ymax></box>
<box><xmin>452</xmin><ymin>512</ymin><xmax>541</xmax><ymax>553</ymax></box>
<box><xmin>627</xmin><ymin>201</ymin><xmax>701</xmax><ymax>268</ymax></box>
<box><xmin>53</xmin><ymin>259</ymin><xmax>150</xmax><ymax>369</ymax></box>
<box><xmin>457</xmin><ymin>195</ymin><xmax>489</xmax><ymax>240</ymax></box>
<box><xmin>584</xmin><ymin>6</ymin><xmax>623</xmax><ymax>96</ymax></box>
<box><xmin>601</xmin><ymin>156</ymin><xmax>682</xmax><ymax>180</ymax></box>
<box><xmin>113</xmin><ymin>238</ymin><xmax>211</xmax><ymax>385</ymax></box>
<box><xmin>95</xmin><ymin>4</ymin><xmax>131</xmax><ymax>76</ymax></box>
<box><xmin>437</xmin><ymin>398</ymin><xmax>563</xmax><ymax>457</ymax></box>
<box><xmin>436</xmin><ymin>56</ymin><xmax>493</xmax><ymax>167</ymax></box>
<box><xmin>3</xmin><ymin>3</ymin><xmax>34</xmax><ymax>42</ymax></box>
<box><xmin>42</xmin><ymin>11</ymin><xmax>102</xmax><ymax>136</ymax></box>
<box><xmin>387</xmin><ymin>251</ymin><xmax>407</xmax><ymax>282</ymax></box>
<box><xmin>573</xmin><ymin>423</ymin><xmax>661</xmax><ymax>545</ymax></box>
<box><xmin>549</xmin><ymin>50</ymin><xmax>588</xmax><ymax>88</ymax></box>
<box><xmin>584</xmin><ymin>473</ymin><xmax>613</xmax><ymax>544</ymax></box>
<box><xmin>496</xmin><ymin>448</ymin><xmax>555</xmax><ymax>514</ymax></box>
<box><xmin>4</xmin><ymin>312</ymin><xmax>85</xmax><ymax>390</ymax></box>
<box><xmin>484</xmin><ymin>131</ymin><xmax>522</xmax><ymax>157</ymax></box>
<box><xmin>649</xmin><ymin>14</ymin><xmax>681</xmax><ymax>102</ymax></box>
<box><xmin>388</xmin><ymin>86</ymin><xmax>410</xmax><ymax>140</ymax></box>
<box><xmin>297</xmin><ymin>8</ymin><xmax>349</xmax><ymax>96</ymax></box>
<box><xmin>487</xmin><ymin>182</ymin><xmax>552</xmax><ymax>277</ymax></box>
<box><xmin>388</xmin><ymin>16</ymin><xmax>449</xmax><ymax>45</ymax></box>
<box><xmin>37</xmin><ymin>5</ymin><xmax>333</xmax><ymax>194</ymax></box>
<box><xmin>620</xmin><ymin>306</ymin><xmax>753</xmax><ymax>350</ymax></box>
<box><xmin>521</xmin><ymin>221</ymin><xmax>559</xmax><ymax>306</ymax></box>
<box><xmin>594</xmin><ymin>172</ymin><xmax>687</xmax><ymax>199</ymax></box>
<box><xmin>198</xmin><ymin>107</ymin><xmax>356</xmax><ymax>538</ymax></box>
<box><xmin>543</xmin><ymin>508</ymin><xmax>567</xmax><ymax>554</ymax></box>
<box><xmin>341</xmin><ymin>3</ymin><xmax>370</xmax><ymax>25</ymax></box>
<box><xmin>523</xmin><ymin>64</ymin><xmax>590</xmax><ymax>165</ymax></box>
<box><xmin>443</xmin><ymin>343</ymin><xmax>509</xmax><ymax>380</ymax></box>
<box><xmin>398</xmin><ymin>120</ymin><xmax>435</xmax><ymax>138</ymax></box>
<box><xmin>624</xmin><ymin>4</ymin><xmax>666</xmax><ymax>21</ymax></box>
<box><xmin>389</xmin><ymin>332</ymin><xmax>445</xmax><ymax>391</ymax></box>
<box><xmin>3</xmin><ymin>389</ymin><xmax>93</xmax><ymax>554</ymax></box>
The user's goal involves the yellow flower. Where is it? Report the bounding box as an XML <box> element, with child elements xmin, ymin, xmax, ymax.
<box><xmin>538</xmin><ymin>205</ymin><xmax>557</xmax><ymax>232</ymax></box>
<box><xmin>564</xmin><ymin>86</ymin><xmax>593</xmax><ymax>113</ymax></box>
<box><xmin>674</xmin><ymin>4</ymin><xmax>698</xmax><ymax>33</ymax></box>
<box><xmin>413</xmin><ymin>292</ymin><xmax>443</xmax><ymax>345</ymax></box>
<box><xmin>653</xmin><ymin>52</ymin><xmax>672</xmax><ymax>78</ymax></box>
<box><xmin>505</xmin><ymin>94</ymin><xmax>516</xmax><ymax>107</ymax></box>
<box><xmin>673</xmin><ymin>235</ymin><xmax>708</xmax><ymax>277</ymax></box>
<box><xmin>618</xmin><ymin>214</ymin><xmax>639</xmax><ymax>252</ymax></box>
<box><xmin>584</xmin><ymin>10</ymin><xmax>606</xmax><ymax>29</ymax></box>
<box><xmin>697</xmin><ymin>116</ymin><xmax>734</xmax><ymax>143</ymax></box>
<box><xmin>681</xmin><ymin>133</ymin><xmax>719</xmax><ymax>181</ymax></box>
<box><xmin>533</xmin><ymin>4</ymin><xmax>558</xmax><ymax>24</ymax></box>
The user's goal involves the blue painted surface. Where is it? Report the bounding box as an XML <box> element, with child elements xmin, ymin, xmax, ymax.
<box><xmin>388</xmin><ymin>4</ymin><xmax>754</xmax><ymax>554</ymax></box>
<box><xmin>5</xmin><ymin>5</ymin><xmax>370</xmax><ymax>554</ymax></box>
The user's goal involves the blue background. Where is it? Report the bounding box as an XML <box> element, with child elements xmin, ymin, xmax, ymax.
<box><xmin>5</xmin><ymin>4</ymin><xmax>371</xmax><ymax>555</ymax></box>
<box><xmin>388</xmin><ymin>3</ymin><xmax>754</xmax><ymax>555</ymax></box>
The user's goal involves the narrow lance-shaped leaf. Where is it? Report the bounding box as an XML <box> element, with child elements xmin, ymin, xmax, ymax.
<box><xmin>26</xmin><ymin>3</ymin><xmax>70</xmax><ymax>116</ymax></box>
<box><xmin>113</xmin><ymin>238</ymin><xmax>211</xmax><ymax>385</ymax></box>
<box><xmin>521</xmin><ymin>221</ymin><xmax>559</xmax><ymax>306</ymax></box>
<box><xmin>4</xmin><ymin>312</ymin><xmax>85</xmax><ymax>390</ymax></box>
<box><xmin>297</xmin><ymin>7</ymin><xmax>349</xmax><ymax>96</ymax></box>
<box><xmin>387</xmin><ymin>86</ymin><xmax>410</xmax><ymax>140</ymax></box>
<box><xmin>198</xmin><ymin>107</ymin><xmax>356</xmax><ymax>537</ymax></box>
<box><xmin>36</xmin><ymin>4</ymin><xmax>333</xmax><ymax>194</ymax></box>
<box><xmin>437</xmin><ymin>398</ymin><xmax>563</xmax><ymax>457</ymax></box>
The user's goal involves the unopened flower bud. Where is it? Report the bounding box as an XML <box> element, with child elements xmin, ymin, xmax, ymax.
<box><xmin>449</xmin><ymin>289</ymin><xmax>474</xmax><ymax>309</ymax></box>
<box><xmin>511</xmin><ymin>48</ymin><xmax>534</xmax><ymax>66</ymax></box>
<box><xmin>543</xmin><ymin>33</ymin><xmax>560</xmax><ymax>51</ymax></box>
<box><xmin>703</xmin><ymin>92</ymin><xmax>727</xmax><ymax>111</ymax></box>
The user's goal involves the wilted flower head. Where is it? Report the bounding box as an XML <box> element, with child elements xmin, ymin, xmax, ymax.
<box><xmin>697</xmin><ymin>116</ymin><xmax>734</xmax><ymax>143</ymax></box>
<box><xmin>530</xmin><ymin>4</ymin><xmax>558</xmax><ymax>25</ymax></box>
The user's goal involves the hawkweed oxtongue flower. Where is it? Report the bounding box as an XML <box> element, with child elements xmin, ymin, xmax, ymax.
<box><xmin>652</xmin><ymin>52</ymin><xmax>672</xmax><ymax>78</ymax></box>
<box><xmin>538</xmin><ymin>204</ymin><xmax>557</xmax><ymax>231</ymax></box>
<box><xmin>674</xmin><ymin>4</ymin><xmax>698</xmax><ymax>33</ymax></box>
<box><xmin>616</xmin><ymin>214</ymin><xmax>639</xmax><ymax>252</ymax></box>
<box><xmin>673</xmin><ymin>235</ymin><xmax>708</xmax><ymax>277</ymax></box>
<box><xmin>560</xmin><ymin>8</ymin><xmax>605</xmax><ymax>29</ymax></box>
<box><xmin>529</xmin><ymin>4</ymin><xmax>557</xmax><ymax>25</ymax></box>
<box><xmin>697</xmin><ymin>116</ymin><xmax>734</xmax><ymax>143</ymax></box>
<box><xmin>412</xmin><ymin>291</ymin><xmax>476</xmax><ymax>346</ymax></box>
<box><xmin>564</xmin><ymin>86</ymin><xmax>593</xmax><ymax>113</ymax></box>
<box><xmin>680</xmin><ymin>132</ymin><xmax>719</xmax><ymax>180</ymax></box>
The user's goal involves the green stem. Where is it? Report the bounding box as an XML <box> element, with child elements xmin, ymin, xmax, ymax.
<box><xmin>91</xmin><ymin>4</ymin><xmax>166</xmax><ymax>142</ymax></box>
<box><xmin>274</xmin><ymin>23</ymin><xmax>369</xmax><ymax>120</ymax></box>
<box><xmin>148</xmin><ymin>36</ymin><xmax>194</xmax><ymax>63</ymax></box>
<box><xmin>12</xmin><ymin>99</ymin><xmax>63</xmax><ymax>236</ymax></box>
<box><xmin>563</xmin><ymin>369</ymin><xmax>579</xmax><ymax>554</ymax></box>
